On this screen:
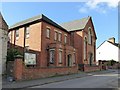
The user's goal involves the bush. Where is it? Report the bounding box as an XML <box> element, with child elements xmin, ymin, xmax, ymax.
<box><xmin>6</xmin><ymin>48</ymin><xmax>22</xmax><ymax>61</ymax></box>
<box><xmin>107</xmin><ymin>60</ymin><xmax>117</xmax><ymax>66</ymax></box>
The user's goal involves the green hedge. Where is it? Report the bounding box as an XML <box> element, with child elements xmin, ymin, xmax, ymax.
<box><xmin>6</xmin><ymin>48</ymin><xmax>22</xmax><ymax>61</ymax></box>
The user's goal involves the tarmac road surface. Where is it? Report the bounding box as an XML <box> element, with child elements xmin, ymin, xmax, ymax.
<box><xmin>31</xmin><ymin>70</ymin><xmax>119</xmax><ymax>88</ymax></box>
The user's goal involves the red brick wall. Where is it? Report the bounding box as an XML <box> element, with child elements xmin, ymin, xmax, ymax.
<box><xmin>9</xmin><ymin>16</ymin><xmax>98</xmax><ymax>80</ymax></box>
<box><xmin>40</xmin><ymin>21</ymin><xmax>72</xmax><ymax>67</ymax></box>
<box><xmin>83</xmin><ymin>18</ymin><xmax>97</xmax><ymax>65</ymax></box>
<box><xmin>23</xmin><ymin>66</ymin><xmax>78</xmax><ymax>80</ymax></box>
<box><xmin>14</xmin><ymin>58</ymin><xmax>78</xmax><ymax>81</ymax></box>
<box><xmin>84</xmin><ymin>65</ymin><xmax>100</xmax><ymax>72</ymax></box>
<box><xmin>71</xmin><ymin>19</ymin><xmax>96</xmax><ymax>64</ymax></box>
<box><xmin>9</xmin><ymin>21</ymin><xmax>77</xmax><ymax>69</ymax></box>
<box><xmin>72</xmin><ymin>18</ymin><xmax>97</xmax><ymax>65</ymax></box>
<box><xmin>14</xmin><ymin>58</ymin><xmax>23</xmax><ymax>80</ymax></box>
<box><xmin>73</xmin><ymin>31</ymin><xmax>83</xmax><ymax>64</ymax></box>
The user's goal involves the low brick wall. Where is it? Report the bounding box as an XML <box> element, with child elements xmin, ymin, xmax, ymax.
<box><xmin>23</xmin><ymin>66</ymin><xmax>78</xmax><ymax>80</ymax></box>
<box><xmin>13</xmin><ymin>58</ymin><xmax>78</xmax><ymax>81</ymax></box>
<box><xmin>84</xmin><ymin>65</ymin><xmax>100</xmax><ymax>72</ymax></box>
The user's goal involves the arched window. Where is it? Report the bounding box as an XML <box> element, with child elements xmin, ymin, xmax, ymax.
<box><xmin>84</xmin><ymin>37</ymin><xmax>87</xmax><ymax>60</ymax></box>
<box><xmin>88</xmin><ymin>27</ymin><xmax>92</xmax><ymax>45</ymax></box>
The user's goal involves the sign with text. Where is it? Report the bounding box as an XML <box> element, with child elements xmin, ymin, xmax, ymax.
<box><xmin>25</xmin><ymin>53</ymin><xmax>36</xmax><ymax>65</ymax></box>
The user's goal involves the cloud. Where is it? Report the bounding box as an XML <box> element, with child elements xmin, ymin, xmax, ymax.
<box><xmin>79</xmin><ymin>0</ymin><xmax>119</xmax><ymax>14</ymax></box>
<box><xmin>79</xmin><ymin>7</ymin><xmax>88</xmax><ymax>13</ymax></box>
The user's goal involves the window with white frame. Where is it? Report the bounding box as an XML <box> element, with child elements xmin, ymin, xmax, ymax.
<box><xmin>73</xmin><ymin>53</ymin><xmax>75</xmax><ymax>64</ymax></box>
<box><xmin>46</xmin><ymin>28</ymin><xmax>50</xmax><ymax>38</ymax></box>
<box><xmin>49</xmin><ymin>49</ymin><xmax>55</xmax><ymax>63</ymax></box>
<box><xmin>59</xmin><ymin>50</ymin><xmax>62</xmax><ymax>63</ymax></box>
<box><xmin>16</xmin><ymin>29</ymin><xmax>19</xmax><ymax>38</ymax></box>
<box><xmin>54</xmin><ymin>31</ymin><xmax>57</xmax><ymax>41</ymax></box>
<box><xmin>58</xmin><ymin>33</ymin><xmax>62</xmax><ymax>42</ymax></box>
<box><xmin>88</xmin><ymin>28</ymin><xmax>92</xmax><ymax>44</ymax></box>
<box><xmin>64</xmin><ymin>34</ymin><xmax>67</xmax><ymax>44</ymax></box>
<box><xmin>26</xmin><ymin>26</ymin><xmax>29</xmax><ymax>38</ymax></box>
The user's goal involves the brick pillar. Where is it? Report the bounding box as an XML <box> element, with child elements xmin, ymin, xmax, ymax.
<box><xmin>14</xmin><ymin>55</ymin><xmax>23</xmax><ymax>81</ymax></box>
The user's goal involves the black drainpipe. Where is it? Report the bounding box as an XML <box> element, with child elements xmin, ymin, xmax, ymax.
<box><xmin>23</xmin><ymin>27</ymin><xmax>26</xmax><ymax>61</ymax></box>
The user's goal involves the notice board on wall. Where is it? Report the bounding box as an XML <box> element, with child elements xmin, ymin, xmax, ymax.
<box><xmin>24</xmin><ymin>53</ymin><xmax>36</xmax><ymax>65</ymax></box>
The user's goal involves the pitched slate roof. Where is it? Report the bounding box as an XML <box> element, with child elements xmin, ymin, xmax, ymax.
<box><xmin>9</xmin><ymin>14</ymin><xmax>68</xmax><ymax>33</ymax></box>
<box><xmin>9</xmin><ymin>15</ymin><xmax>43</xmax><ymax>30</ymax></box>
<box><xmin>61</xmin><ymin>16</ymin><xmax>90</xmax><ymax>31</ymax></box>
<box><xmin>9</xmin><ymin>14</ymin><xmax>91</xmax><ymax>33</ymax></box>
<box><xmin>107</xmin><ymin>41</ymin><xmax>119</xmax><ymax>47</ymax></box>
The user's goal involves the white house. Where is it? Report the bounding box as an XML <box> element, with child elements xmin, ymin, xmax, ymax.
<box><xmin>0</xmin><ymin>13</ymin><xmax>8</xmax><ymax>75</ymax></box>
<box><xmin>96</xmin><ymin>37</ymin><xmax>119</xmax><ymax>63</ymax></box>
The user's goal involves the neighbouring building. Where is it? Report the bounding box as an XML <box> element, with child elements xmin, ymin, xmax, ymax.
<box><xmin>0</xmin><ymin>13</ymin><xmax>8</xmax><ymax>74</ymax></box>
<box><xmin>8</xmin><ymin>14</ymin><xmax>98</xmax><ymax>80</ymax></box>
<box><xmin>96</xmin><ymin>37</ymin><xmax>120</xmax><ymax>63</ymax></box>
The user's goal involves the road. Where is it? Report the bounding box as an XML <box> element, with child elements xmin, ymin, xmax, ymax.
<box><xmin>31</xmin><ymin>70</ymin><xmax>119</xmax><ymax>88</ymax></box>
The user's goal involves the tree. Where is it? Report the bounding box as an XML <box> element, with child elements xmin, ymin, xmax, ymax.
<box><xmin>6</xmin><ymin>48</ymin><xmax>22</xmax><ymax>62</ymax></box>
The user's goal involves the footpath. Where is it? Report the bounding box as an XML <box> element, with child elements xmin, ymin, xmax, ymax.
<box><xmin>2</xmin><ymin>69</ymin><xmax>116</xmax><ymax>89</ymax></box>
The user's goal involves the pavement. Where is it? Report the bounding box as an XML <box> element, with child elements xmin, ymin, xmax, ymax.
<box><xmin>2</xmin><ymin>69</ymin><xmax>118</xmax><ymax>89</ymax></box>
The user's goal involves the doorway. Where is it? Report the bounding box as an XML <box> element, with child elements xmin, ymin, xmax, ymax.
<box><xmin>89</xmin><ymin>53</ymin><xmax>93</xmax><ymax>66</ymax></box>
<box><xmin>67</xmin><ymin>54</ymin><xmax>72</xmax><ymax>67</ymax></box>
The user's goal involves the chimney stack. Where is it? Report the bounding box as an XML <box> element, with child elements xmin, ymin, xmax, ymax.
<box><xmin>108</xmin><ymin>37</ymin><xmax>115</xmax><ymax>44</ymax></box>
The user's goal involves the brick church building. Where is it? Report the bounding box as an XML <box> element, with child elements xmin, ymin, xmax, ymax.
<box><xmin>8</xmin><ymin>14</ymin><xmax>99</xmax><ymax>80</ymax></box>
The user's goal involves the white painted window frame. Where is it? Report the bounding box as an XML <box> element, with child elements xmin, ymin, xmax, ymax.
<box><xmin>88</xmin><ymin>27</ymin><xmax>92</xmax><ymax>45</ymax></box>
<box><xmin>49</xmin><ymin>49</ymin><xmax>55</xmax><ymax>63</ymax></box>
<box><xmin>26</xmin><ymin>26</ymin><xmax>30</xmax><ymax>38</ymax></box>
<box><xmin>46</xmin><ymin>28</ymin><xmax>50</xmax><ymax>38</ymax></box>
<box><xmin>54</xmin><ymin>31</ymin><xmax>57</xmax><ymax>41</ymax></box>
<box><xmin>58</xmin><ymin>32</ymin><xmax>62</xmax><ymax>42</ymax></box>
<box><xmin>16</xmin><ymin>29</ymin><xmax>19</xmax><ymax>40</ymax></box>
<box><xmin>64</xmin><ymin>34</ymin><xmax>67</xmax><ymax>44</ymax></box>
<box><xmin>59</xmin><ymin>49</ymin><xmax>63</xmax><ymax>63</ymax></box>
